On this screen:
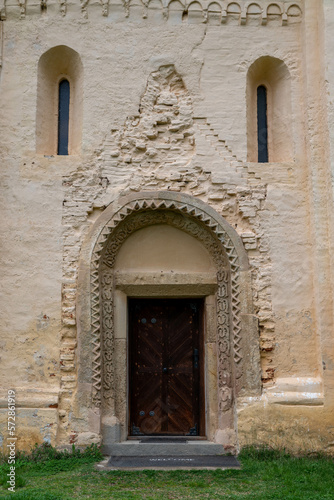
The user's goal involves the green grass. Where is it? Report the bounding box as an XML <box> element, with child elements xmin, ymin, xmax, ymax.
<box><xmin>0</xmin><ymin>445</ymin><xmax>333</xmax><ymax>499</ymax></box>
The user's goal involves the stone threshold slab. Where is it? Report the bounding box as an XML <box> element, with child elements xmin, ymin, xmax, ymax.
<box><xmin>99</xmin><ymin>455</ymin><xmax>240</xmax><ymax>470</ymax></box>
<box><xmin>138</xmin><ymin>437</ymin><xmax>203</xmax><ymax>443</ymax></box>
<box><xmin>103</xmin><ymin>441</ymin><xmax>225</xmax><ymax>456</ymax></box>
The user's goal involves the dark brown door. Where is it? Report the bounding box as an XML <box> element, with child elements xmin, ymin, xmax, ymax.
<box><xmin>129</xmin><ymin>298</ymin><xmax>203</xmax><ymax>436</ymax></box>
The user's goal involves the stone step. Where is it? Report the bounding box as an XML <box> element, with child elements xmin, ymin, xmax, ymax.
<box><xmin>104</xmin><ymin>440</ymin><xmax>226</xmax><ymax>456</ymax></box>
<box><xmin>101</xmin><ymin>455</ymin><xmax>240</xmax><ymax>470</ymax></box>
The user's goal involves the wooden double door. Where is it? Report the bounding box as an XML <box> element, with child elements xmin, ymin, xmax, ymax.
<box><xmin>129</xmin><ymin>298</ymin><xmax>204</xmax><ymax>436</ymax></box>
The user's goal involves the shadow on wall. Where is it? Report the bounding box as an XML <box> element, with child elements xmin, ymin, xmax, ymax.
<box><xmin>36</xmin><ymin>45</ymin><xmax>83</xmax><ymax>156</ymax></box>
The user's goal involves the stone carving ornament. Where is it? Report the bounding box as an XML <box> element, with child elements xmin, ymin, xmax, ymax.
<box><xmin>1</xmin><ymin>0</ymin><xmax>302</xmax><ymax>23</ymax></box>
<box><xmin>90</xmin><ymin>197</ymin><xmax>242</xmax><ymax>420</ymax></box>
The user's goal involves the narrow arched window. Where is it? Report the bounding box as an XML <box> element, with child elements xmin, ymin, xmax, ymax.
<box><xmin>257</xmin><ymin>85</ymin><xmax>268</xmax><ymax>162</ymax></box>
<box><xmin>58</xmin><ymin>79</ymin><xmax>70</xmax><ymax>155</ymax></box>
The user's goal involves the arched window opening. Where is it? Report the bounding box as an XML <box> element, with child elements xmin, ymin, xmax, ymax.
<box><xmin>246</xmin><ymin>56</ymin><xmax>292</xmax><ymax>162</ymax></box>
<box><xmin>58</xmin><ymin>79</ymin><xmax>70</xmax><ymax>156</ymax></box>
<box><xmin>36</xmin><ymin>45</ymin><xmax>83</xmax><ymax>155</ymax></box>
<box><xmin>257</xmin><ymin>85</ymin><xmax>268</xmax><ymax>162</ymax></box>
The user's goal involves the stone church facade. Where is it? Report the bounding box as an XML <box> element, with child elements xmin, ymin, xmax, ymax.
<box><xmin>0</xmin><ymin>0</ymin><xmax>334</xmax><ymax>453</ymax></box>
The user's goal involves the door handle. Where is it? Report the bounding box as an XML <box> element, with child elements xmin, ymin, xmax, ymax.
<box><xmin>194</xmin><ymin>349</ymin><xmax>199</xmax><ymax>369</ymax></box>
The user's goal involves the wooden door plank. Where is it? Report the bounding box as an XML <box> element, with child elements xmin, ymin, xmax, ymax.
<box><xmin>129</xmin><ymin>300</ymin><xmax>165</xmax><ymax>435</ymax></box>
<box><xmin>167</xmin><ymin>300</ymin><xmax>200</xmax><ymax>434</ymax></box>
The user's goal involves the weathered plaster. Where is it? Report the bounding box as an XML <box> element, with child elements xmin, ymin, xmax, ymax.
<box><xmin>1</xmin><ymin>0</ymin><xmax>334</xmax><ymax>453</ymax></box>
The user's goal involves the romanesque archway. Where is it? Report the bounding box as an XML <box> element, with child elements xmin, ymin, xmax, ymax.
<box><xmin>77</xmin><ymin>191</ymin><xmax>260</xmax><ymax>449</ymax></box>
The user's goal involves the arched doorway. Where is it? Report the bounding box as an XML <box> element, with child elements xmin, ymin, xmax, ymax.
<box><xmin>115</xmin><ymin>223</ymin><xmax>217</xmax><ymax>438</ymax></box>
<box><xmin>77</xmin><ymin>191</ymin><xmax>260</xmax><ymax>451</ymax></box>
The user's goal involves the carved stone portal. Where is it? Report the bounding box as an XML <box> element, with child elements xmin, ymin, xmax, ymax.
<box><xmin>89</xmin><ymin>192</ymin><xmax>249</xmax><ymax>443</ymax></box>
